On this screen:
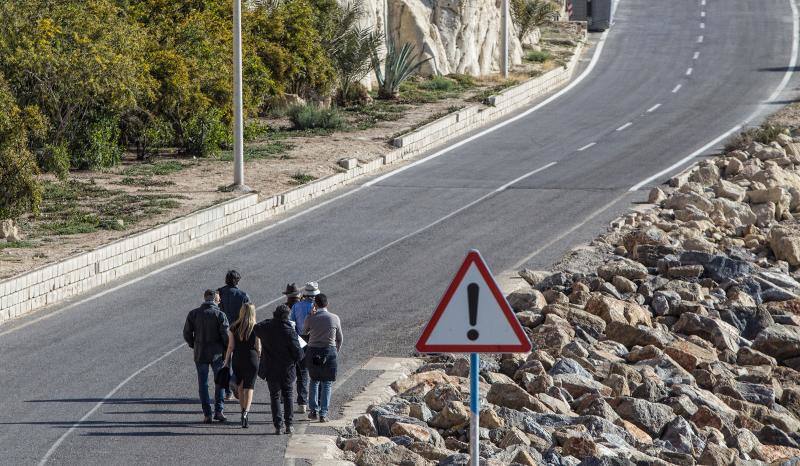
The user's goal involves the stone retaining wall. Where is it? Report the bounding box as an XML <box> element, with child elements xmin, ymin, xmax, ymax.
<box><xmin>0</xmin><ymin>30</ymin><xmax>587</xmax><ymax>325</ymax></box>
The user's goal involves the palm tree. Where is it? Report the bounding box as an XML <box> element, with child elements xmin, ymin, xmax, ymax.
<box><xmin>510</xmin><ymin>0</ymin><xmax>560</xmax><ymax>42</ymax></box>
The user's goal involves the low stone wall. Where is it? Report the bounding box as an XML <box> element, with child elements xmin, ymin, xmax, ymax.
<box><xmin>0</xmin><ymin>31</ymin><xmax>588</xmax><ymax>325</ymax></box>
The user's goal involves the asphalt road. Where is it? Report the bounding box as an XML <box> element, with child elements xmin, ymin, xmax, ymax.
<box><xmin>1</xmin><ymin>0</ymin><xmax>799</xmax><ymax>464</ymax></box>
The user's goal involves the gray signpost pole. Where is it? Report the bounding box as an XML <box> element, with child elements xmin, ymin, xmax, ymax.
<box><xmin>469</xmin><ymin>352</ymin><xmax>480</xmax><ymax>466</ymax></box>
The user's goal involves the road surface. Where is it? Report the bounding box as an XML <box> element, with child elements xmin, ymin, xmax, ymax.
<box><xmin>1</xmin><ymin>0</ymin><xmax>798</xmax><ymax>464</ymax></box>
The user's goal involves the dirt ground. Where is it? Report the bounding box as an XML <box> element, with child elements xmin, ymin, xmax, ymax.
<box><xmin>0</xmin><ymin>25</ymin><xmax>584</xmax><ymax>280</ymax></box>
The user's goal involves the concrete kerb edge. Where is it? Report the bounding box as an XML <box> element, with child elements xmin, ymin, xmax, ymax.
<box><xmin>0</xmin><ymin>33</ymin><xmax>589</xmax><ymax>326</ymax></box>
<box><xmin>284</xmin><ymin>356</ymin><xmax>423</xmax><ymax>465</ymax></box>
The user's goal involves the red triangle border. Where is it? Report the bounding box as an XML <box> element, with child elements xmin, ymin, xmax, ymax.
<box><xmin>416</xmin><ymin>250</ymin><xmax>532</xmax><ymax>353</ymax></box>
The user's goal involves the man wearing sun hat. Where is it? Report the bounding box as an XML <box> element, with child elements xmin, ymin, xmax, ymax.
<box><xmin>289</xmin><ymin>281</ymin><xmax>319</xmax><ymax>413</ymax></box>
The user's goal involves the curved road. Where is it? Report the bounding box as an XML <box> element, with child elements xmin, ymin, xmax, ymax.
<box><xmin>2</xmin><ymin>0</ymin><xmax>799</xmax><ymax>464</ymax></box>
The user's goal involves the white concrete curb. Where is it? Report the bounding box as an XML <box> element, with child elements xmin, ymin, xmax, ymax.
<box><xmin>284</xmin><ymin>357</ymin><xmax>423</xmax><ymax>465</ymax></box>
<box><xmin>0</xmin><ymin>33</ymin><xmax>587</xmax><ymax>325</ymax></box>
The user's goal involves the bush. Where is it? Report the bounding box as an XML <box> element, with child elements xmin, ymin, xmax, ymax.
<box><xmin>183</xmin><ymin>108</ymin><xmax>230</xmax><ymax>157</ymax></box>
<box><xmin>725</xmin><ymin>124</ymin><xmax>788</xmax><ymax>152</ymax></box>
<box><xmin>525</xmin><ymin>50</ymin><xmax>551</xmax><ymax>63</ymax></box>
<box><xmin>419</xmin><ymin>76</ymin><xmax>458</xmax><ymax>91</ymax></box>
<box><xmin>244</xmin><ymin>120</ymin><xmax>271</xmax><ymax>142</ymax></box>
<box><xmin>72</xmin><ymin>117</ymin><xmax>124</xmax><ymax>170</ymax></box>
<box><xmin>38</xmin><ymin>143</ymin><xmax>71</xmax><ymax>180</ymax></box>
<box><xmin>0</xmin><ymin>75</ymin><xmax>41</xmax><ymax>220</ymax></box>
<box><xmin>288</xmin><ymin>105</ymin><xmax>344</xmax><ymax>130</ymax></box>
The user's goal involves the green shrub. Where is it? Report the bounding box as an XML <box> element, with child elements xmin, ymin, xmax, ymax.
<box><xmin>447</xmin><ymin>73</ymin><xmax>476</xmax><ymax>88</ymax></box>
<box><xmin>0</xmin><ymin>74</ymin><xmax>41</xmax><ymax>220</ymax></box>
<box><xmin>725</xmin><ymin>124</ymin><xmax>788</xmax><ymax>152</ymax></box>
<box><xmin>38</xmin><ymin>143</ymin><xmax>71</xmax><ymax>179</ymax></box>
<box><xmin>419</xmin><ymin>76</ymin><xmax>458</xmax><ymax>91</ymax></box>
<box><xmin>288</xmin><ymin>105</ymin><xmax>344</xmax><ymax>130</ymax></box>
<box><xmin>72</xmin><ymin>117</ymin><xmax>124</xmax><ymax>170</ymax></box>
<box><xmin>183</xmin><ymin>108</ymin><xmax>230</xmax><ymax>157</ymax></box>
<box><xmin>511</xmin><ymin>0</ymin><xmax>560</xmax><ymax>41</ymax></box>
<box><xmin>135</xmin><ymin>117</ymin><xmax>175</xmax><ymax>159</ymax></box>
<box><xmin>244</xmin><ymin>120</ymin><xmax>271</xmax><ymax>142</ymax></box>
<box><xmin>525</xmin><ymin>50</ymin><xmax>551</xmax><ymax>63</ymax></box>
<box><xmin>372</xmin><ymin>42</ymin><xmax>431</xmax><ymax>99</ymax></box>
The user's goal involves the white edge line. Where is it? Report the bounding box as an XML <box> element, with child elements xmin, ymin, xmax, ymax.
<box><xmin>577</xmin><ymin>142</ymin><xmax>597</xmax><ymax>151</ymax></box>
<box><xmin>647</xmin><ymin>104</ymin><xmax>662</xmax><ymax>113</ymax></box>
<box><xmin>37</xmin><ymin>344</ymin><xmax>185</xmax><ymax>466</ymax></box>
<box><xmin>616</xmin><ymin>122</ymin><xmax>633</xmax><ymax>131</ymax></box>
<box><xmin>363</xmin><ymin>28</ymin><xmax>613</xmax><ymax>188</ymax></box>
<box><xmin>511</xmin><ymin>194</ymin><xmax>628</xmax><ymax>269</ymax></box>
<box><xmin>629</xmin><ymin>0</ymin><xmax>799</xmax><ymax>192</ymax></box>
<box><xmin>33</xmin><ymin>15</ymin><xmax>616</xmax><ymax>465</ymax></box>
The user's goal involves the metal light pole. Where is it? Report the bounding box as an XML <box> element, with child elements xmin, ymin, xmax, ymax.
<box><xmin>232</xmin><ymin>0</ymin><xmax>250</xmax><ymax>191</ymax></box>
<box><xmin>502</xmin><ymin>0</ymin><xmax>510</xmax><ymax>79</ymax></box>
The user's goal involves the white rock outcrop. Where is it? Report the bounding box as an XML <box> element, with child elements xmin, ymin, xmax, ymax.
<box><xmin>386</xmin><ymin>0</ymin><xmax>523</xmax><ymax>76</ymax></box>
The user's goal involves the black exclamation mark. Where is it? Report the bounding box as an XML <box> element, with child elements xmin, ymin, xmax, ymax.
<box><xmin>467</xmin><ymin>283</ymin><xmax>479</xmax><ymax>341</ymax></box>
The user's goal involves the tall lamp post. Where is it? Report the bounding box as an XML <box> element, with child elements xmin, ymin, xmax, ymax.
<box><xmin>502</xmin><ymin>0</ymin><xmax>509</xmax><ymax>79</ymax></box>
<box><xmin>232</xmin><ymin>0</ymin><xmax>250</xmax><ymax>191</ymax></box>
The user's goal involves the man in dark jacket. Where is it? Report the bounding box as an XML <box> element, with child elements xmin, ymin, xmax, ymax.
<box><xmin>183</xmin><ymin>289</ymin><xmax>229</xmax><ymax>423</ymax></box>
<box><xmin>255</xmin><ymin>304</ymin><xmax>302</xmax><ymax>435</ymax></box>
<box><xmin>218</xmin><ymin>270</ymin><xmax>250</xmax><ymax>399</ymax></box>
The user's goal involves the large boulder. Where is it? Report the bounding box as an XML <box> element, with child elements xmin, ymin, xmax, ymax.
<box><xmin>387</xmin><ymin>0</ymin><xmax>523</xmax><ymax>77</ymax></box>
<box><xmin>609</xmin><ymin>397</ymin><xmax>675</xmax><ymax>438</ymax></box>
<box><xmin>752</xmin><ymin>324</ymin><xmax>800</xmax><ymax>361</ymax></box>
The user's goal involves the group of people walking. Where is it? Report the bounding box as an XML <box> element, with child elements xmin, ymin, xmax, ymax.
<box><xmin>182</xmin><ymin>271</ymin><xmax>343</xmax><ymax>434</ymax></box>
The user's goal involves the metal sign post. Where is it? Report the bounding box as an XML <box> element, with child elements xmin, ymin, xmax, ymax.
<box><xmin>416</xmin><ymin>250</ymin><xmax>532</xmax><ymax>466</ymax></box>
<box><xmin>469</xmin><ymin>352</ymin><xmax>480</xmax><ymax>466</ymax></box>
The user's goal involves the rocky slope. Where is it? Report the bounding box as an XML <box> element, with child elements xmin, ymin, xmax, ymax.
<box><xmin>334</xmin><ymin>128</ymin><xmax>800</xmax><ymax>465</ymax></box>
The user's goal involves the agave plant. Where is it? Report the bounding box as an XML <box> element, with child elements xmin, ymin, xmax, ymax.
<box><xmin>371</xmin><ymin>42</ymin><xmax>432</xmax><ymax>100</ymax></box>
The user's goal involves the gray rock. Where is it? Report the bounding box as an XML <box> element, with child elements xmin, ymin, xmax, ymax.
<box><xmin>549</xmin><ymin>358</ymin><xmax>593</xmax><ymax>379</ymax></box>
<box><xmin>672</xmin><ymin>312</ymin><xmax>740</xmax><ymax>353</ymax></box>
<box><xmin>752</xmin><ymin>324</ymin><xmax>800</xmax><ymax>361</ymax></box>
<box><xmin>661</xmin><ymin>415</ymin><xmax>706</xmax><ymax>456</ymax></box>
<box><xmin>678</xmin><ymin>251</ymin><xmax>753</xmax><ymax>282</ymax></box>
<box><xmin>610</xmin><ymin>396</ymin><xmax>676</xmax><ymax>437</ymax></box>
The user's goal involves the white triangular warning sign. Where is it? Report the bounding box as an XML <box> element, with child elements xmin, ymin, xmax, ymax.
<box><xmin>416</xmin><ymin>250</ymin><xmax>532</xmax><ymax>353</ymax></box>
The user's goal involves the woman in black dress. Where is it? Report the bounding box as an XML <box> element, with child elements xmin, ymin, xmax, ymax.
<box><xmin>224</xmin><ymin>303</ymin><xmax>260</xmax><ymax>428</ymax></box>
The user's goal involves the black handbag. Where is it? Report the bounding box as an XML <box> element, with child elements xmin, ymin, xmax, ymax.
<box><xmin>214</xmin><ymin>365</ymin><xmax>231</xmax><ymax>389</ymax></box>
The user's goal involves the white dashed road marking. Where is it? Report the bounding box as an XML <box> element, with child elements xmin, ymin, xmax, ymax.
<box><xmin>693</xmin><ymin>51</ymin><xmax>700</xmax><ymax>60</ymax></box>
<box><xmin>647</xmin><ymin>104</ymin><xmax>662</xmax><ymax>113</ymax></box>
<box><xmin>672</xmin><ymin>84</ymin><xmax>682</xmax><ymax>93</ymax></box>
<box><xmin>616</xmin><ymin>122</ymin><xmax>633</xmax><ymax>131</ymax></box>
<box><xmin>700</xmin><ymin>22</ymin><xmax>705</xmax><ymax>29</ymax></box>
<box><xmin>686</xmin><ymin>67</ymin><xmax>693</xmax><ymax>76</ymax></box>
<box><xmin>697</xmin><ymin>35</ymin><xmax>704</xmax><ymax>43</ymax></box>
<box><xmin>577</xmin><ymin>142</ymin><xmax>597</xmax><ymax>151</ymax></box>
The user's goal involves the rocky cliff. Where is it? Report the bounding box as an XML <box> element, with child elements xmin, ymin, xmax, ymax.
<box><xmin>356</xmin><ymin>0</ymin><xmax>523</xmax><ymax>78</ymax></box>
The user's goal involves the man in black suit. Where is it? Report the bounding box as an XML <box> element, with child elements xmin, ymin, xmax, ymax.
<box><xmin>183</xmin><ymin>289</ymin><xmax>229</xmax><ymax>423</ymax></box>
<box><xmin>255</xmin><ymin>304</ymin><xmax>302</xmax><ymax>434</ymax></box>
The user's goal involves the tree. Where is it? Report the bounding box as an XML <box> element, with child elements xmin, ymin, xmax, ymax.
<box><xmin>510</xmin><ymin>0</ymin><xmax>560</xmax><ymax>42</ymax></box>
<box><xmin>0</xmin><ymin>74</ymin><xmax>42</xmax><ymax>220</ymax></box>
<box><xmin>247</xmin><ymin>0</ymin><xmax>336</xmax><ymax>98</ymax></box>
<box><xmin>0</xmin><ymin>0</ymin><xmax>154</xmax><ymax>169</ymax></box>
<box><xmin>327</xmin><ymin>1</ymin><xmax>383</xmax><ymax>105</ymax></box>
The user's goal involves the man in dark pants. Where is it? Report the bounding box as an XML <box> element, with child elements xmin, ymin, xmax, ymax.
<box><xmin>218</xmin><ymin>270</ymin><xmax>250</xmax><ymax>400</ymax></box>
<box><xmin>256</xmin><ymin>304</ymin><xmax>302</xmax><ymax>435</ymax></box>
<box><xmin>289</xmin><ymin>282</ymin><xmax>318</xmax><ymax>414</ymax></box>
<box><xmin>183</xmin><ymin>289</ymin><xmax>229</xmax><ymax>423</ymax></box>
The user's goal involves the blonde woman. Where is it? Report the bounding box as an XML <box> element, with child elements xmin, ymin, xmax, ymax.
<box><xmin>224</xmin><ymin>303</ymin><xmax>261</xmax><ymax>428</ymax></box>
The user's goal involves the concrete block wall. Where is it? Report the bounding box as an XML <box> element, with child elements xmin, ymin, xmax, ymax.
<box><xmin>0</xmin><ymin>32</ymin><xmax>587</xmax><ymax>325</ymax></box>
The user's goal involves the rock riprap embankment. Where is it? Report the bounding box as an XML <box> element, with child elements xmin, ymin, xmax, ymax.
<box><xmin>335</xmin><ymin>131</ymin><xmax>800</xmax><ymax>465</ymax></box>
